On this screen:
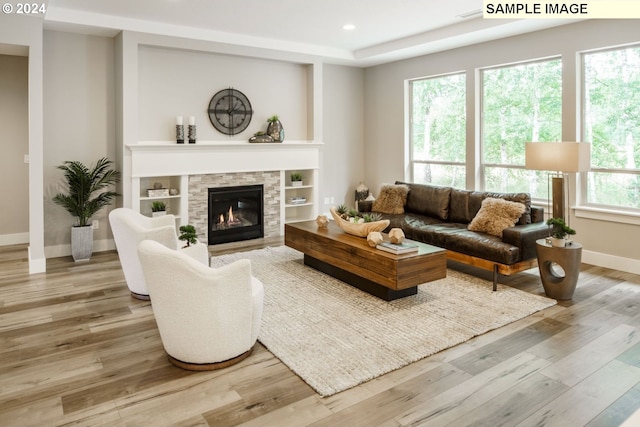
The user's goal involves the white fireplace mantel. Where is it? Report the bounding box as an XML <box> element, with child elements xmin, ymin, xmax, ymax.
<box><xmin>128</xmin><ymin>140</ymin><xmax>322</xmax><ymax>177</ymax></box>
<box><xmin>127</xmin><ymin>140</ymin><xmax>322</xmax><ymax>234</ymax></box>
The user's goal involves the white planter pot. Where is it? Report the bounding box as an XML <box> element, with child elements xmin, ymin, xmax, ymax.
<box><xmin>550</xmin><ymin>237</ymin><xmax>566</xmax><ymax>248</ymax></box>
<box><xmin>71</xmin><ymin>225</ymin><xmax>93</xmax><ymax>262</ymax></box>
<box><xmin>291</xmin><ymin>181</ymin><xmax>303</xmax><ymax>187</ymax></box>
<box><xmin>152</xmin><ymin>211</ymin><xmax>167</xmax><ymax>217</ymax></box>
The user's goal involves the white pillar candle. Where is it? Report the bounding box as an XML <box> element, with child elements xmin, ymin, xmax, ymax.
<box><xmin>176</xmin><ymin>116</ymin><xmax>183</xmax><ymax>125</ymax></box>
<box><xmin>189</xmin><ymin>116</ymin><xmax>195</xmax><ymax>125</ymax></box>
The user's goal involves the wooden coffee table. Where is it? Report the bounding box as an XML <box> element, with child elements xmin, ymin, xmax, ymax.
<box><xmin>285</xmin><ymin>221</ymin><xmax>447</xmax><ymax>300</ymax></box>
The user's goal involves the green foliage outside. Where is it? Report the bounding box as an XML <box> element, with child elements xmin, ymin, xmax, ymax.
<box><xmin>410</xmin><ymin>46</ymin><xmax>640</xmax><ymax>209</ymax></box>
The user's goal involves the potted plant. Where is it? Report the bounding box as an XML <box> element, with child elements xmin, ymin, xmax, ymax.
<box><xmin>291</xmin><ymin>172</ymin><xmax>303</xmax><ymax>187</ymax></box>
<box><xmin>151</xmin><ymin>201</ymin><xmax>167</xmax><ymax>217</ymax></box>
<box><xmin>266</xmin><ymin>114</ymin><xmax>284</xmax><ymax>142</ymax></box>
<box><xmin>53</xmin><ymin>157</ymin><xmax>120</xmax><ymax>261</ymax></box>
<box><xmin>179</xmin><ymin>225</ymin><xmax>198</xmax><ymax>248</ymax></box>
<box><xmin>546</xmin><ymin>217</ymin><xmax>576</xmax><ymax>247</ymax></box>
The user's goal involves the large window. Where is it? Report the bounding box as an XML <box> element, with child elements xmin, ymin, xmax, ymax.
<box><xmin>482</xmin><ymin>59</ymin><xmax>562</xmax><ymax>199</ymax></box>
<box><xmin>583</xmin><ymin>45</ymin><xmax>640</xmax><ymax>210</ymax></box>
<box><xmin>409</xmin><ymin>73</ymin><xmax>466</xmax><ymax>188</ymax></box>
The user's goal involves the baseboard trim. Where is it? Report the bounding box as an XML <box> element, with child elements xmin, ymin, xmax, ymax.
<box><xmin>45</xmin><ymin>239</ymin><xmax>116</xmax><ymax>259</ymax></box>
<box><xmin>582</xmin><ymin>250</ymin><xmax>640</xmax><ymax>275</ymax></box>
<box><xmin>0</xmin><ymin>232</ymin><xmax>29</xmax><ymax>246</ymax></box>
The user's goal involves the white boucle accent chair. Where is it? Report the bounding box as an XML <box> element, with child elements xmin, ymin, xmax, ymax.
<box><xmin>137</xmin><ymin>239</ymin><xmax>264</xmax><ymax>370</ymax></box>
<box><xmin>109</xmin><ymin>208</ymin><xmax>209</xmax><ymax>300</ymax></box>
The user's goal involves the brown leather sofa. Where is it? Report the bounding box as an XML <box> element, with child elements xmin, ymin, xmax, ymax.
<box><xmin>358</xmin><ymin>181</ymin><xmax>550</xmax><ymax>290</ymax></box>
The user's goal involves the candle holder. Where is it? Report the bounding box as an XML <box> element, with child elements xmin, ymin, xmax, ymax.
<box><xmin>176</xmin><ymin>124</ymin><xmax>184</xmax><ymax>144</ymax></box>
<box><xmin>188</xmin><ymin>125</ymin><xmax>196</xmax><ymax>144</ymax></box>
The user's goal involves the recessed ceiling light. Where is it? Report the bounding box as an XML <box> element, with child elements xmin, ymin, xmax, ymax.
<box><xmin>342</xmin><ymin>24</ymin><xmax>356</xmax><ymax>31</ymax></box>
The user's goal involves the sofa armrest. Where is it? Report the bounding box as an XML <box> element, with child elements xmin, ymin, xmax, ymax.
<box><xmin>358</xmin><ymin>200</ymin><xmax>373</xmax><ymax>213</ymax></box>
<box><xmin>502</xmin><ymin>222</ymin><xmax>550</xmax><ymax>261</ymax></box>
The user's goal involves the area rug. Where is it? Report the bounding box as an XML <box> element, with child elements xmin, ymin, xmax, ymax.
<box><xmin>209</xmin><ymin>246</ymin><xmax>555</xmax><ymax>397</ymax></box>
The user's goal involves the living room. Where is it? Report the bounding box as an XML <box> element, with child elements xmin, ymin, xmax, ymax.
<box><xmin>1</xmin><ymin>2</ymin><xmax>640</xmax><ymax>426</ymax></box>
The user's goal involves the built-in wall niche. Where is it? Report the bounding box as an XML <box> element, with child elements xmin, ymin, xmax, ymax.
<box><xmin>137</xmin><ymin>45</ymin><xmax>309</xmax><ymax>142</ymax></box>
<box><xmin>139</xmin><ymin>176</ymin><xmax>182</xmax><ymax>218</ymax></box>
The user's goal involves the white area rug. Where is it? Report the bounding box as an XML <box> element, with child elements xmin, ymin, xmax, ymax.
<box><xmin>210</xmin><ymin>246</ymin><xmax>555</xmax><ymax>397</ymax></box>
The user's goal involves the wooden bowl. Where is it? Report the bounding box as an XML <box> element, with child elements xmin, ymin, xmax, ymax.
<box><xmin>329</xmin><ymin>207</ymin><xmax>390</xmax><ymax>237</ymax></box>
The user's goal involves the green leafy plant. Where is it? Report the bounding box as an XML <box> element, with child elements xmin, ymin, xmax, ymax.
<box><xmin>151</xmin><ymin>201</ymin><xmax>166</xmax><ymax>212</ymax></box>
<box><xmin>290</xmin><ymin>172</ymin><xmax>303</xmax><ymax>182</ymax></box>
<box><xmin>336</xmin><ymin>204</ymin><xmax>348</xmax><ymax>215</ymax></box>
<box><xmin>267</xmin><ymin>114</ymin><xmax>279</xmax><ymax>122</ymax></box>
<box><xmin>52</xmin><ymin>157</ymin><xmax>120</xmax><ymax>227</ymax></box>
<box><xmin>179</xmin><ymin>225</ymin><xmax>198</xmax><ymax>247</ymax></box>
<box><xmin>546</xmin><ymin>217</ymin><xmax>576</xmax><ymax>239</ymax></box>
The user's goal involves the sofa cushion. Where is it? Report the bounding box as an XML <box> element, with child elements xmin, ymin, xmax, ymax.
<box><xmin>449</xmin><ymin>188</ymin><xmax>473</xmax><ymax>223</ymax></box>
<box><xmin>395</xmin><ymin>182</ymin><xmax>451</xmax><ymax>220</ymax></box>
<box><xmin>467</xmin><ymin>197</ymin><xmax>526</xmax><ymax>238</ymax></box>
<box><xmin>469</xmin><ymin>191</ymin><xmax>532</xmax><ymax>225</ymax></box>
<box><xmin>372</xmin><ymin>184</ymin><xmax>409</xmax><ymax>214</ymax></box>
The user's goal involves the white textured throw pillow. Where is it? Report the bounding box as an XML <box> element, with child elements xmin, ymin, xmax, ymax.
<box><xmin>467</xmin><ymin>197</ymin><xmax>526</xmax><ymax>237</ymax></box>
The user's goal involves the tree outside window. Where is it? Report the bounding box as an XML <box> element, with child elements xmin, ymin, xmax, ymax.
<box><xmin>409</xmin><ymin>73</ymin><xmax>466</xmax><ymax>188</ymax></box>
<box><xmin>482</xmin><ymin>59</ymin><xmax>562</xmax><ymax>200</ymax></box>
<box><xmin>583</xmin><ymin>46</ymin><xmax>640</xmax><ymax>209</ymax></box>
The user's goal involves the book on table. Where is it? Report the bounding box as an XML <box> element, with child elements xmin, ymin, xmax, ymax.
<box><xmin>376</xmin><ymin>241</ymin><xmax>419</xmax><ymax>254</ymax></box>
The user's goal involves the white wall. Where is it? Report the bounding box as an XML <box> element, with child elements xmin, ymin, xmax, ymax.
<box><xmin>0</xmin><ymin>54</ymin><xmax>29</xmax><ymax>244</ymax></box>
<box><xmin>43</xmin><ymin>31</ymin><xmax>117</xmax><ymax>257</ymax></box>
<box><xmin>137</xmin><ymin>46</ymin><xmax>308</xmax><ymax>142</ymax></box>
<box><xmin>321</xmin><ymin>64</ymin><xmax>365</xmax><ymax>210</ymax></box>
<box><xmin>364</xmin><ymin>20</ymin><xmax>640</xmax><ymax>273</ymax></box>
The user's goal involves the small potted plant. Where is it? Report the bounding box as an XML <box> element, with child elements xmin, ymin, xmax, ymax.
<box><xmin>151</xmin><ymin>201</ymin><xmax>167</xmax><ymax>217</ymax></box>
<box><xmin>546</xmin><ymin>217</ymin><xmax>576</xmax><ymax>247</ymax></box>
<box><xmin>179</xmin><ymin>225</ymin><xmax>198</xmax><ymax>248</ymax></box>
<box><xmin>290</xmin><ymin>172</ymin><xmax>303</xmax><ymax>187</ymax></box>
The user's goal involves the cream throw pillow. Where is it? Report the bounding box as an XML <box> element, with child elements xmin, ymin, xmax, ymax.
<box><xmin>372</xmin><ymin>184</ymin><xmax>409</xmax><ymax>214</ymax></box>
<box><xmin>467</xmin><ymin>197</ymin><xmax>526</xmax><ymax>237</ymax></box>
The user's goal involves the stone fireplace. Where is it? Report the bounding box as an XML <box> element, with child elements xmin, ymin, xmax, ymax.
<box><xmin>126</xmin><ymin>141</ymin><xmax>321</xmax><ymax>245</ymax></box>
<box><xmin>187</xmin><ymin>171</ymin><xmax>280</xmax><ymax>244</ymax></box>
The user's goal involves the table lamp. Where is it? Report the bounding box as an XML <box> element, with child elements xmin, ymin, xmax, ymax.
<box><xmin>525</xmin><ymin>141</ymin><xmax>591</xmax><ymax>221</ymax></box>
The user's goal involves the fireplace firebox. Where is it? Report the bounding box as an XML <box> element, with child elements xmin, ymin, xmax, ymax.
<box><xmin>208</xmin><ymin>185</ymin><xmax>264</xmax><ymax>245</ymax></box>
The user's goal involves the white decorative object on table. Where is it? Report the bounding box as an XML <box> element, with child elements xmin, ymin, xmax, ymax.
<box><xmin>389</xmin><ymin>228</ymin><xmax>405</xmax><ymax>244</ymax></box>
<box><xmin>367</xmin><ymin>231</ymin><xmax>383</xmax><ymax>247</ymax></box>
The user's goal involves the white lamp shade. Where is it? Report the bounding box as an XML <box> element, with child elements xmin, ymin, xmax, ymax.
<box><xmin>525</xmin><ymin>142</ymin><xmax>591</xmax><ymax>172</ymax></box>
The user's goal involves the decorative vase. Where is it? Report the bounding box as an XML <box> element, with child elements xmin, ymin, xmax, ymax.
<box><xmin>267</xmin><ymin>119</ymin><xmax>285</xmax><ymax>142</ymax></box>
<box><xmin>71</xmin><ymin>225</ymin><xmax>93</xmax><ymax>262</ymax></box>
<box><xmin>355</xmin><ymin>182</ymin><xmax>369</xmax><ymax>203</ymax></box>
<box><xmin>550</xmin><ymin>237</ymin><xmax>566</xmax><ymax>247</ymax></box>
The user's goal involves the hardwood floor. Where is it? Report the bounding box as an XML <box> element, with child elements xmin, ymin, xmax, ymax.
<box><xmin>1</xmin><ymin>241</ymin><xmax>639</xmax><ymax>427</ymax></box>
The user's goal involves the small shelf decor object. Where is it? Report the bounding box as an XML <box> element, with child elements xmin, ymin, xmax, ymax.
<box><xmin>188</xmin><ymin>116</ymin><xmax>196</xmax><ymax>144</ymax></box>
<box><xmin>176</xmin><ymin>116</ymin><xmax>185</xmax><ymax>144</ymax></box>
<box><xmin>266</xmin><ymin>115</ymin><xmax>285</xmax><ymax>142</ymax></box>
<box><xmin>329</xmin><ymin>205</ymin><xmax>390</xmax><ymax>237</ymax></box>
<box><xmin>248</xmin><ymin>131</ymin><xmax>274</xmax><ymax>143</ymax></box>
<box><xmin>151</xmin><ymin>201</ymin><xmax>167</xmax><ymax>217</ymax></box>
<box><xmin>290</xmin><ymin>172</ymin><xmax>303</xmax><ymax>187</ymax></box>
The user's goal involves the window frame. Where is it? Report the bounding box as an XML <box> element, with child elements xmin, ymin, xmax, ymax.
<box><xmin>407</xmin><ymin>72</ymin><xmax>467</xmax><ymax>187</ymax></box>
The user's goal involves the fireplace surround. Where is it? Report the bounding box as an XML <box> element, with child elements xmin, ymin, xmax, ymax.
<box><xmin>208</xmin><ymin>185</ymin><xmax>264</xmax><ymax>245</ymax></box>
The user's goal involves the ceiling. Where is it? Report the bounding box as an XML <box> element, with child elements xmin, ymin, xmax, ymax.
<box><xmin>42</xmin><ymin>0</ymin><xmax>576</xmax><ymax>66</ymax></box>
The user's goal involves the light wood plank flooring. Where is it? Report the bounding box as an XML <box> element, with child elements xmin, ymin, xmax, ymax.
<box><xmin>1</xmin><ymin>241</ymin><xmax>639</xmax><ymax>427</ymax></box>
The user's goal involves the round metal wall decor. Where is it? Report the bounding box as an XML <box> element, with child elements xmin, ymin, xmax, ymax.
<box><xmin>208</xmin><ymin>88</ymin><xmax>253</xmax><ymax>135</ymax></box>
